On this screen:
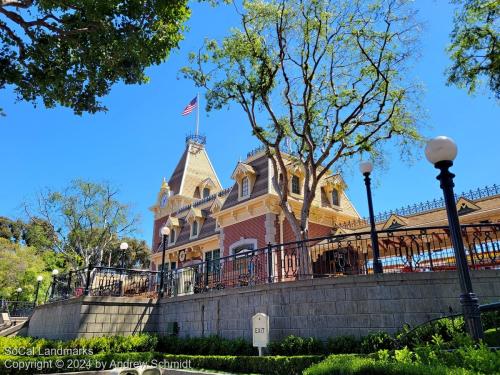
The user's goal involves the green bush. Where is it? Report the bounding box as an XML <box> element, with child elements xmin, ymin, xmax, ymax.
<box><xmin>303</xmin><ymin>354</ymin><xmax>474</xmax><ymax>375</ymax></box>
<box><xmin>156</xmin><ymin>335</ymin><xmax>256</xmax><ymax>355</ymax></box>
<box><xmin>396</xmin><ymin>317</ymin><xmax>465</xmax><ymax>349</ymax></box>
<box><xmin>375</xmin><ymin>340</ymin><xmax>500</xmax><ymax>375</ymax></box>
<box><xmin>360</xmin><ymin>331</ymin><xmax>396</xmax><ymax>353</ymax></box>
<box><xmin>327</xmin><ymin>335</ymin><xmax>361</xmax><ymax>354</ymax></box>
<box><xmin>268</xmin><ymin>335</ymin><xmax>325</xmax><ymax>355</ymax></box>
<box><xmin>0</xmin><ymin>334</ymin><xmax>255</xmax><ymax>356</ymax></box>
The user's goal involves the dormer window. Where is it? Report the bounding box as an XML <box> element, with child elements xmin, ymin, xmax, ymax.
<box><xmin>191</xmin><ymin>221</ymin><xmax>198</xmax><ymax>237</ymax></box>
<box><xmin>241</xmin><ymin>177</ymin><xmax>249</xmax><ymax>197</ymax></box>
<box><xmin>186</xmin><ymin>207</ymin><xmax>204</xmax><ymax>239</ymax></box>
<box><xmin>231</xmin><ymin>162</ymin><xmax>256</xmax><ymax>201</ymax></box>
<box><xmin>291</xmin><ymin>175</ymin><xmax>300</xmax><ymax>195</ymax></box>
<box><xmin>321</xmin><ymin>174</ymin><xmax>346</xmax><ymax>208</ymax></box>
<box><xmin>197</xmin><ymin>178</ymin><xmax>216</xmax><ymax>200</ymax></box>
<box><xmin>165</xmin><ymin>216</ymin><xmax>180</xmax><ymax>245</ymax></box>
<box><xmin>332</xmin><ymin>188</ymin><xmax>340</xmax><ymax>206</ymax></box>
<box><xmin>169</xmin><ymin>229</ymin><xmax>176</xmax><ymax>244</ymax></box>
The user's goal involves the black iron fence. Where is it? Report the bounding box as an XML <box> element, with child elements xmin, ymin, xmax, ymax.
<box><xmin>47</xmin><ymin>267</ymin><xmax>159</xmax><ymax>302</ymax></box>
<box><xmin>42</xmin><ymin>224</ymin><xmax>498</xmax><ymax>302</ymax></box>
<box><xmin>159</xmin><ymin>223</ymin><xmax>499</xmax><ymax>297</ymax></box>
<box><xmin>1</xmin><ymin>300</ymin><xmax>34</xmax><ymax>317</ymax></box>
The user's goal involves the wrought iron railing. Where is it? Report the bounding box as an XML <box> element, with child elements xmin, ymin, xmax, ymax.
<box><xmin>339</xmin><ymin>184</ymin><xmax>500</xmax><ymax>230</ymax></box>
<box><xmin>1</xmin><ymin>300</ymin><xmax>34</xmax><ymax>317</ymax></box>
<box><xmin>89</xmin><ymin>267</ymin><xmax>158</xmax><ymax>297</ymax></box>
<box><xmin>159</xmin><ymin>223</ymin><xmax>499</xmax><ymax>297</ymax></box>
<box><xmin>41</xmin><ymin>224</ymin><xmax>498</xmax><ymax>302</ymax></box>
<box><xmin>186</xmin><ymin>134</ymin><xmax>206</xmax><ymax>145</ymax></box>
<box><xmin>48</xmin><ymin>267</ymin><xmax>159</xmax><ymax>302</ymax></box>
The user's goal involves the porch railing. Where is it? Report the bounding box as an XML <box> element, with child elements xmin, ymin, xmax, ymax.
<box><xmin>45</xmin><ymin>223</ymin><xmax>499</xmax><ymax>302</ymax></box>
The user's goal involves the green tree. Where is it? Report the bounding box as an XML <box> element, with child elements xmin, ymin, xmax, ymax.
<box><xmin>0</xmin><ymin>238</ymin><xmax>49</xmax><ymax>301</ymax></box>
<box><xmin>0</xmin><ymin>216</ymin><xmax>24</xmax><ymax>243</ymax></box>
<box><xmin>447</xmin><ymin>0</ymin><xmax>499</xmax><ymax>98</ymax></box>
<box><xmin>0</xmin><ymin>0</ymin><xmax>190</xmax><ymax>114</ymax></box>
<box><xmin>183</xmin><ymin>0</ymin><xmax>422</xmax><ymax>273</ymax></box>
<box><xmin>104</xmin><ymin>237</ymin><xmax>151</xmax><ymax>269</ymax></box>
<box><xmin>0</xmin><ymin>216</ymin><xmax>57</xmax><ymax>251</ymax></box>
<box><xmin>24</xmin><ymin>179</ymin><xmax>140</xmax><ymax>268</ymax></box>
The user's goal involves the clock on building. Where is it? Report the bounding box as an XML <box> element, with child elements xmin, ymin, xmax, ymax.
<box><xmin>160</xmin><ymin>193</ymin><xmax>168</xmax><ymax>208</ymax></box>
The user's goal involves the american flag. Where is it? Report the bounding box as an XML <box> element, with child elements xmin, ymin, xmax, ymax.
<box><xmin>181</xmin><ymin>96</ymin><xmax>197</xmax><ymax>116</ymax></box>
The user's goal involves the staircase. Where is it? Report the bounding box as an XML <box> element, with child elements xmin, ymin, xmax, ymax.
<box><xmin>0</xmin><ymin>314</ymin><xmax>29</xmax><ymax>337</ymax></box>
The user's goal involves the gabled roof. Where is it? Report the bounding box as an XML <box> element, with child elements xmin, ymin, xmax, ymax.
<box><xmin>210</xmin><ymin>196</ymin><xmax>225</xmax><ymax>213</ymax></box>
<box><xmin>323</xmin><ymin>174</ymin><xmax>346</xmax><ymax>189</ymax></box>
<box><xmin>186</xmin><ymin>207</ymin><xmax>205</xmax><ymax>222</ymax></box>
<box><xmin>200</xmin><ymin>177</ymin><xmax>217</xmax><ymax>189</ymax></box>
<box><xmin>231</xmin><ymin>162</ymin><xmax>256</xmax><ymax>180</ymax></box>
<box><xmin>223</xmin><ymin>155</ymin><xmax>269</xmax><ymax>210</ymax></box>
<box><xmin>166</xmin><ymin>216</ymin><xmax>180</xmax><ymax>228</ymax></box>
<box><xmin>456</xmin><ymin>197</ymin><xmax>481</xmax><ymax>216</ymax></box>
<box><xmin>381</xmin><ymin>214</ymin><xmax>409</xmax><ymax>230</ymax></box>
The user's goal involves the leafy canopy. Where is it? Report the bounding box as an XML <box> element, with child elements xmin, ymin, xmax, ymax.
<box><xmin>447</xmin><ymin>0</ymin><xmax>499</xmax><ymax>98</ymax></box>
<box><xmin>24</xmin><ymin>179</ymin><xmax>141</xmax><ymax>268</ymax></box>
<box><xmin>183</xmin><ymin>0</ymin><xmax>422</xmax><ymax>242</ymax></box>
<box><xmin>0</xmin><ymin>0</ymin><xmax>190</xmax><ymax>114</ymax></box>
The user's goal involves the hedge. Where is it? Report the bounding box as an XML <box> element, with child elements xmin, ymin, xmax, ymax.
<box><xmin>0</xmin><ymin>352</ymin><xmax>323</xmax><ymax>375</ymax></box>
<box><xmin>0</xmin><ymin>335</ymin><xmax>257</xmax><ymax>356</ymax></box>
<box><xmin>303</xmin><ymin>354</ymin><xmax>475</xmax><ymax>375</ymax></box>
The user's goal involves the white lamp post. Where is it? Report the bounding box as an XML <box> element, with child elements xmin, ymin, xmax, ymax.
<box><xmin>425</xmin><ymin>136</ymin><xmax>483</xmax><ymax>340</ymax></box>
<box><xmin>120</xmin><ymin>242</ymin><xmax>129</xmax><ymax>269</ymax></box>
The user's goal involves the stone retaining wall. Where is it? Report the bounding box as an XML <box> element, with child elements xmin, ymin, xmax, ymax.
<box><xmin>27</xmin><ymin>270</ymin><xmax>500</xmax><ymax>340</ymax></box>
<box><xmin>28</xmin><ymin>297</ymin><xmax>158</xmax><ymax>340</ymax></box>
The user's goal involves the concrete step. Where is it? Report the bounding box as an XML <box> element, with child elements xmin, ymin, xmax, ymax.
<box><xmin>0</xmin><ymin>318</ymin><xmax>28</xmax><ymax>337</ymax></box>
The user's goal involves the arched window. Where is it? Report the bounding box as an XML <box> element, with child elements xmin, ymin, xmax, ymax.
<box><xmin>291</xmin><ymin>175</ymin><xmax>300</xmax><ymax>194</ymax></box>
<box><xmin>191</xmin><ymin>221</ymin><xmax>198</xmax><ymax>237</ymax></box>
<box><xmin>241</xmin><ymin>176</ymin><xmax>249</xmax><ymax>197</ymax></box>
<box><xmin>332</xmin><ymin>188</ymin><xmax>340</xmax><ymax>206</ymax></box>
<box><xmin>202</xmin><ymin>187</ymin><xmax>210</xmax><ymax>198</ymax></box>
<box><xmin>231</xmin><ymin>242</ymin><xmax>256</xmax><ymax>275</ymax></box>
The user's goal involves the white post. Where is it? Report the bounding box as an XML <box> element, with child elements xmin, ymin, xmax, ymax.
<box><xmin>196</xmin><ymin>92</ymin><xmax>200</xmax><ymax>136</ymax></box>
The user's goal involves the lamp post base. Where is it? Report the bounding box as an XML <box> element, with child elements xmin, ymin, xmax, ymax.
<box><xmin>460</xmin><ymin>292</ymin><xmax>483</xmax><ymax>341</ymax></box>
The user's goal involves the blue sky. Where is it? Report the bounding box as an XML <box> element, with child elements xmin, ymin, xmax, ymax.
<box><xmin>0</xmin><ymin>1</ymin><xmax>499</xmax><ymax>245</ymax></box>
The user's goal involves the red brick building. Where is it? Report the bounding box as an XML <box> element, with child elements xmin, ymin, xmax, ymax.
<box><xmin>149</xmin><ymin>138</ymin><xmax>360</xmax><ymax>273</ymax></box>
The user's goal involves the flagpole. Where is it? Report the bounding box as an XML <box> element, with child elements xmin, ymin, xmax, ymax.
<box><xmin>196</xmin><ymin>92</ymin><xmax>200</xmax><ymax>137</ymax></box>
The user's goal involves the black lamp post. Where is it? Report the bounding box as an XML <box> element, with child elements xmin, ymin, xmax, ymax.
<box><xmin>120</xmin><ymin>242</ymin><xmax>129</xmax><ymax>269</ymax></box>
<box><xmin>425</xmin><ymin>136</ymin><xmax>483</xmax><ymax>341</ymax></box>
<box><xmin>158</xmin><ymin>226</ymin><xmax>170</xmax><ymax>298</ymax></box>
<box><xmin>14</xmin><ymin>287</ymin><xmax>22</xmax><ymax>315</ymax></box>
<box><xmin>360</xmin><ymin>160</ymin><xmax>383</xmax><ymax>274</ymax></box>
<box><xmin>50</xmin><ymin>269</ymin><xmax>59</xmax><ymax>299</ymax></box>
<box><xmin>33</xmin><ymin>275</ymin><xmax>43</xmax><ymax>307</ymax></box>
